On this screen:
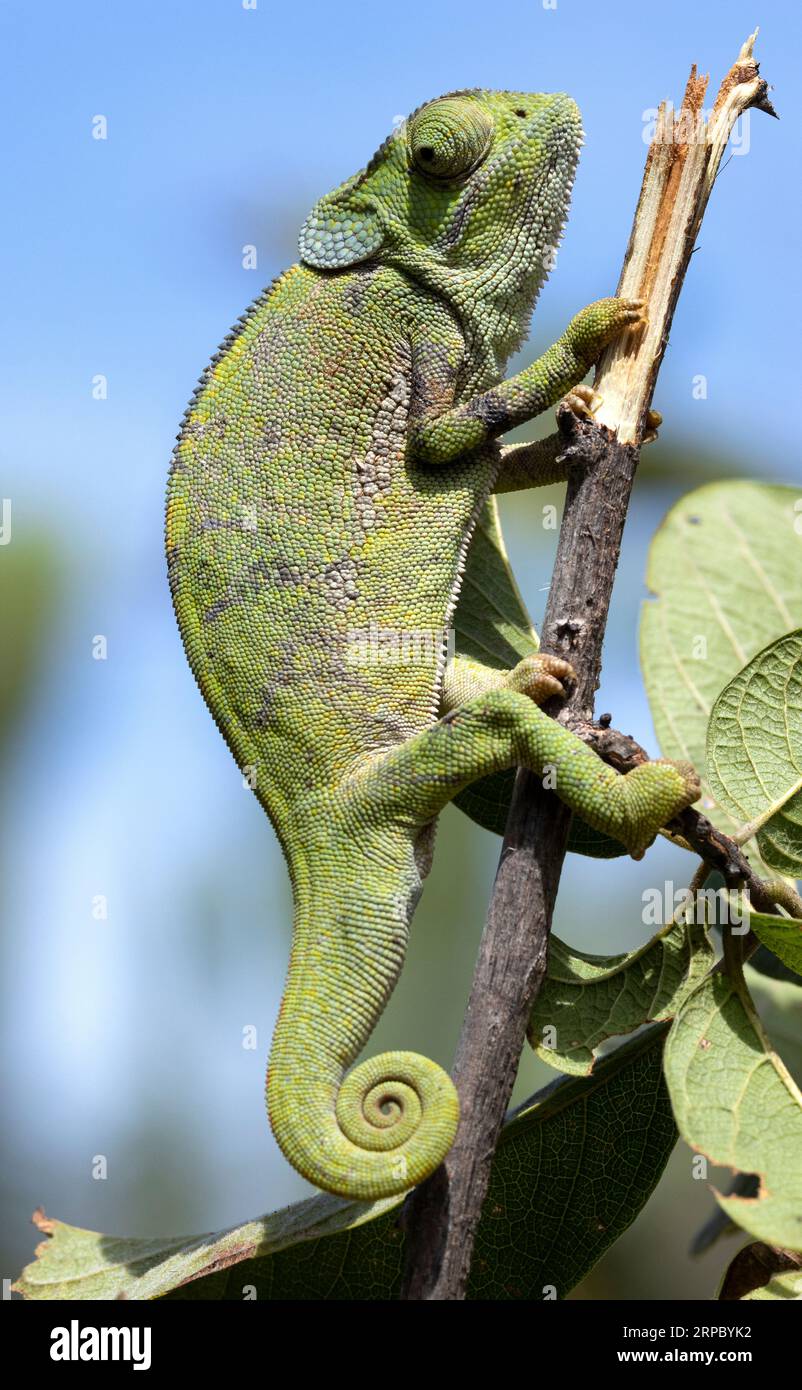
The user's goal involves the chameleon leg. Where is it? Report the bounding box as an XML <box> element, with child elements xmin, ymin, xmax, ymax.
<box><xmin>410</xmin><ymin>297</ymin><xmax>645</xmax><ymax>465</ymax></box>
<box><xmin>265</xmin><ymin>690</ymin><xmax>698</xmax><ymax>1200</ymax></box>
<box><xmin>493</xmin><ymin>432</ymin><xmax>570</xmax><ymax>494</ymax></box>
<box><xmin>365</xmin><ymin>687</ymin><xmax>700</xmax><ymax>858</ymax></box>
<box><xmin>492</xmin><ymin>384</ymin><xmax>605</xmax><ymax>496</ymax></box>
<box><xmin>493</xmin><ymin>398</ymin><xmax>663</xmax><ymax>494</ymax></box>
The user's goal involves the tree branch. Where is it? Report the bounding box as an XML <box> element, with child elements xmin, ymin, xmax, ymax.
<box><xmin>401</xmin><ymin>31</ymin><xmax>776</xmax><ymax>1301</ymax></box>
<box><xmin>571</xmin><ymin>716</ymin><xmax>782</xmax><ymax>914</ymax></box>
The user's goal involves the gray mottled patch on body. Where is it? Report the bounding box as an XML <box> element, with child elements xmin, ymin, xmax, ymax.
<box><xmin>261</xmin><ymin>421</ymin><xmax>283</xmax><ymax>453</ymax></box>
<box><xmin>166</xmin><ymin>545</ymin><xmax>179</xmax><ymax>592</ymax></box>
<box><xmin>255</xmin><ymin>663</ymin><xmax>296</xmax><ymax>729</ymax></box>
<box><xmin>341</xmin><ymin>266</ymin><xmax>380</xmax><ymax>317</ymax></box>
<box><xmin>252</xmin><ymin>626</ymin><xmax>386</xmax><ymax>736</ymax></box>
<box><xmin>323</xmin><ymin>557</ymin><xmax>360</xmax><ymax>609</ymax></box>
<box><xmin>204</xmin><ymin>596</ymin><xmax>237</xmax><ymax>623</ymax></box>
<box><xmin>201</xmin><ymin>553</ymin><xmax>308</xmax><ymax>626</ymax></box>
<box><xmin>354</xmin><ymin>361</ymin><xmax>410</xmax><ymax>539</ymax></box>
<box><xmin>182</xmin><ymin>415</ymin><xmax>229</xmax><ymax>444</ymax></box>
<box><xmin>410</xmin><ymin>341</ymin><xmax>457</xmax><ymax>420</ymax></box>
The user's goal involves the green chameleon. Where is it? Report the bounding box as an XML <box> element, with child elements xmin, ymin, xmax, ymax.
<box><xmin>166</xmin><ymin>89</ymin><xmax>700</xmax><ymax>1200</ymax></box>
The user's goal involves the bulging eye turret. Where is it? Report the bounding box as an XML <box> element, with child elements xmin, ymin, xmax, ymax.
<box><xmin>408</xmin><ymin>97</ymin><xmax>494</xmax><ymax>181</ymax></box>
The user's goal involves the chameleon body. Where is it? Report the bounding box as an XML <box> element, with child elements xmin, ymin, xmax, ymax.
<box><xmin>166</xmin><ymin>90</ymin><xmax>699</xmax><ymax>1199</ymax></box>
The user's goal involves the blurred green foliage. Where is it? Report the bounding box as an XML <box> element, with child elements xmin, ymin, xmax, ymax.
<box><xmin>0</xmin><ymin>535</ymin><xmax>60</xmax><ymax>746</ymax></box>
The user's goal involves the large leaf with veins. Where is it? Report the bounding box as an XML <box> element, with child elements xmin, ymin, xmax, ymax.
<box><xmin>707</xmin><ymin>630</ymin><xmax>802</xmax><ymax>874</ymax></box>
<box><xmin>641</xmin><ymin>482</ymin><xmax>802</xmax><ymax>857</ymax></box>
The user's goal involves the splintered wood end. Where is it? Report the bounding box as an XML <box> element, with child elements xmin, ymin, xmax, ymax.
<box><xmin>593</xmin><ymin>33</ymin><xmax>776</xmax><ymax>444</ymax></box>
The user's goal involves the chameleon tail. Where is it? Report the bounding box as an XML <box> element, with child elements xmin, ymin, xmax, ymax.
<box><xmin>265</xmin><ymin>854</ymin><xmax>459</xmax><ymax>1200</ymax></box>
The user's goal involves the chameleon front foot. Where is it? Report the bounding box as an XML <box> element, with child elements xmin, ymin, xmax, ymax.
<box><xmin>561</xmin><ymin>382</ymin><xmax>603</xmax><ymax>419</ymax></box>
<box><xmin>564</xmin><ymin>296</ymin><xmax>647</xmax><ymax>363</ymax></box>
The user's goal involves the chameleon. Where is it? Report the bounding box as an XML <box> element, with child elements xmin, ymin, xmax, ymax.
<box><xmin>166</xmin><ymin>88</ymin><xmax>700</xmax><ymax>1200</ymax></box>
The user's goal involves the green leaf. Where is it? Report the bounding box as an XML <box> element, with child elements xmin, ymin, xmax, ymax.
<box><xmin>14</xmin><ymin>1194</ymin><xmax>403</xmax><ymax>1302</ymax></box>
<box><xmin>664</xmin><ymin>966</ymin><xmax>802</xmax><ymax>1251</ymax></box>
<box><xmin>0</xmin><ymin>534</ymin><xmax>61</xmax><ymax>743</ymax></box>
<box><xmin>15</xmin><ymin>1028</ymin><xmax>676</xmax><ymax>1302</ymax></box>
<box><xmin>641</xmin><ymin>482</ymin><xmax>802</xmax><ymax>846</ymax></box>
<box><xmin>563</xmin><ymin>817</ymin><xmax>627</xmax><ymax>859</ymax></box>
<box><xmin>528</xmin><ymin>918</ymin><xmax>714</xmax><ymax>1075</ymax></box>
<box><xmin>454</xmin><ymin>496</ymin><xmax>539</xmax><ymax>668</ymax></box>
<box><xmin>741</xmin><ymin>1270</ymin><xmax>802</xmax><ymax>1300</ymax></box>
<box><xmin>468</xmin><ymin>1027</ymin><xmax>677</xmax><ymax>1299</ymax></box>
<box><xmin>707</xmin><ymin>630</ymin><xmax>802</xmax><ymax>874</ymax></box>
<box><xmin>745</xmin><ymin>966</ymin><xmax>802</xmax><ymax>1089</ymax></box>
<box><xmin>749</xmin><ymin>912</ymin><xmax>802</xmax><ymax>979</ymax></box>
<box><xmin>749</xmin><ymin>943</ymin><xmax>802</xmax><ymax>988</ymax></box>
<box><xmin>718</xmin><ymin>1240</ymin><xmax>802</xmax><ymax>1300</ymax></box>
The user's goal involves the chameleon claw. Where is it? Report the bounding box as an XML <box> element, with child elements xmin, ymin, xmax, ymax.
<box><xmin>562</xmin><ymin>383</ymin><xmax>603</xmax><ymax>419</ymax></box>
<box><xmin>508</xmin><ymin>653</ymin><xmax>576</xmax><ymax>705</ymax></box>
<box><xmin>616</xmin><ymin>298</ymin><xmax>648</xmax><ymax>333</ymax></box>
<box><xmin>642</xmin><ymin>407</ymin><xmax>662</xmax><ymax>445</ymax></box>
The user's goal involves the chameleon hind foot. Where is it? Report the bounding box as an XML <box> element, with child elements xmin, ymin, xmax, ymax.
<box><xmin>441</xmin><ymin>652</ymin><xmax>575</xmax><ymax>711</ymax></box>
<box><xmin>622</xmin><ymin>757</ymin><xmax>700</xmax><ymax>858</ymax></box>
<box><xmin>506</xmin><ymin>653</ymin><xmax>576</xmax><ymax>704</ymax></box>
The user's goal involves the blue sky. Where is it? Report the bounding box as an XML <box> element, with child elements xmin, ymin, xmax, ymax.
<box><xmin>2</xmin><ymin>0</ymin><xmax>799</xmax><ymax>1292</ymax></box>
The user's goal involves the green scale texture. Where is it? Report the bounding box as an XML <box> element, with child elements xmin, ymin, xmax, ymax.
<box><xmin>166</xmin><ymin>90</ymin><xmax>699</xmax><ymax>1198</ymax></box>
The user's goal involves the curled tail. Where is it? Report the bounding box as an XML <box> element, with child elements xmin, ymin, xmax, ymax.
<box><xmin>265</xmin><ymin>848</ymin><xmax>459</xmax><ymax>1199</ymax></box>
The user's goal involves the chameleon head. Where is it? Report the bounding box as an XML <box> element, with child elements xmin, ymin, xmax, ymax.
<box><xmin>300</xmin><ymin>88</ymin><xmax>583</xmax><ymax>311</ymax></box>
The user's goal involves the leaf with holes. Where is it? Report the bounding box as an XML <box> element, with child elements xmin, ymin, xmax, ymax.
<box><xmin>707</xmin><ymin>630</ymin><xmax>802</xmax><ymax>874</ymax></box>
<box><xmin>718</xmin><ymin>1241</ymin><xmax>802</xmax><ymax>1300</ymax></box>
<box><xmin>664</xmin><ymin>966</ymin><xmax>802</xmax><ymax>1251</ymax></box>
<box><xmin>641</xmin><ymin>482</ymin><xmax>802</xmax><ymax>851</ymax></box>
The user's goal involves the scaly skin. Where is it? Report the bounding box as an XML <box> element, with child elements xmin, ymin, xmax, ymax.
<box><xmin>166</xmin><ymin>90</ymin><xmax>700</xmax><ymax>1199</ymax></box>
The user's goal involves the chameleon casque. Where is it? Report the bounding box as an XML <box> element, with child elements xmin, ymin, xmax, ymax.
<box><xmin>166</xmin><ymin>89</ymin><xmax>700</xmax><ymax>1200</ymax></box>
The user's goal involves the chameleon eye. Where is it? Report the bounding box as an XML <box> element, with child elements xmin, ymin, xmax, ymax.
<box><xmin>408</xmin><ymin>98</ymin><xmax>494</xmax><ymax>180</ymax></box>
